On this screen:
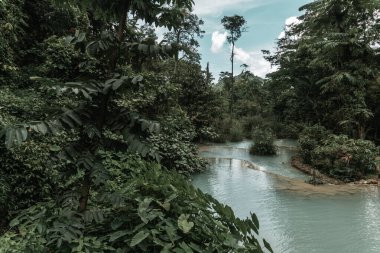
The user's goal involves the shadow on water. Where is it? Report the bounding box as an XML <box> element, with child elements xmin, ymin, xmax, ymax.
<box><xmin>193</xmin><ymin>140</ymin><xmax>380</xmax><ymax>253</ymax></box>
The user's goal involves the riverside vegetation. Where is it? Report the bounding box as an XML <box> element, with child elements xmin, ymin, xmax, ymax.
<box><xmin>0</xmin><ymin>0</ymin><xmax>271</xmax><ymax>252</ymax></box>
<box><xmin>0</xmin><ymin>0</ymin><xmax>380</xmax><ymax>252</ymax></box>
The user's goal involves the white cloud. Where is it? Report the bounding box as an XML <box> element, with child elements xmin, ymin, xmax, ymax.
<box><xmin>278</xmin><ymin>16</ymin><xmax>301</xmax><ymax>39</ymax></box>
<box><xmin>155</xmin><ymin>26</ymin><xmax>168</xmax><ymax>42</ymax></box>
<box><xmin>234</xmin><ymin>47</ymin><xmax>276</xmax><ymax>78</ymax></box>
<box><xmin>285</xmin><ymin>16</ymin><xmax>301</xmax><ymax>27</ymax></box>
<box><xmin>193</xmin><ymin>0</ymin><xmax>275</xmax><ymax>16</ymax></box>
<box><xmin>211</xmin><ymin>31</ymin><xmax>227</xmax><ymax>53</ymax></box>
<box><xmin>278</xmin><ymin>31</ymin><xmax>286</xmax><ymax>39</ymax></box>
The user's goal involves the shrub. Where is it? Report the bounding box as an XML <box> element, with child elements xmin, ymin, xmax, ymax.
<box><xmin>149</xmin><ymin>110</ymin><xmax>207</xmax><ymax>174</ymax></box>
<box><xmin>311</xmin><ymin>135</ymin><xmax>378</xmax><ymax>180</ymax></box>
<box><xmin>39</xmin><ymin>36</ymin><xmax>105</xmax><ymax>80</ymax></box>
<box><xmin>241</xmin><ymin>115</ymin><xmax>266</xmax><ymax>136</ymax></box>
<box><xmin>197</xmin><ymin>126</ymin><xmax>219</xmax><ymax>142</ymax></box>
<box><xmin>213</xmin><ymin>117</ymin><xmax>245</xmax><ymax>143</ymax></box>
<box><xmin>298</xmin><ymin>125</ymin><xmax>330</xmax><ymax>164</ymax></box>
<box><xmin>212</xmin><ymin>117</ymin><xmax>230</xmax><ymax>143</ymax></box>
<box><xmin>0</xmin><ymin>133</ymin><xmax>73</xmax><ymax>222</ymax></box>
<box><xmin>281</xmin><ymin>122</ymin><xmax>305</xmax><ymax>139</ymax></box>
<box><xmin>250</xmin><ymin>128</ymin><xmax>276</xmax><ymax>155</ymax></box>
<box><xmin>229</xmin><ymin>120</ymin><xmax>245</xmax><ymax>142</ymax></box>
<box><xmin>39</xmin><ymin>36</ymin><xmax>82</xmax><ymax>79</ymax></box>
<box><xmin>0</xmin><ymin>153</ymin><xmax>270</xmax><ymax>253</ymax></box>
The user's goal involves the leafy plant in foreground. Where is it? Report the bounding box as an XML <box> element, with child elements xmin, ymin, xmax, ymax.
<box><xmin>1</xmin><ymin>153</ymin><xmax>270</xmax><ymax>253</ymax></box>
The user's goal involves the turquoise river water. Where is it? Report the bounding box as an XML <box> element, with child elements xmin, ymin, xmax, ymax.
<box><xmin>192</xmin><ymin>140</ymin><xmax>380</xmax><ymax>253</ymax></box>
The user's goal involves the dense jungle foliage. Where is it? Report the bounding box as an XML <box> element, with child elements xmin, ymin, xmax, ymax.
<box><xmin>263</xmin><ymin>0</ymin><xmax>380</xmax><ymax>181</ymax></box>
<box><xmin>1</xmin><ymin>0</ymin><xmax>380</xmax><ymax>251</ymax></box>
<box><xmin>0</xmin><ymin>0</ymin><xmax>272</xmax><ymax>252</ymax></box>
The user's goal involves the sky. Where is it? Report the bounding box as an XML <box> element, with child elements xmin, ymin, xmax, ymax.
<box><xmin>187</xmin><ymin>0</ymin><xmax>310</xmax><ymax>80</ymax></box>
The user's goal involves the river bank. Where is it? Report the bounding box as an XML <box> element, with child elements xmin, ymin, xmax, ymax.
<box><xmin>242</xmin><ymin>159</ymin><xmax>372</xmax><ymax>196</ymax></box>
<box><xmin>291</xmin><ymin>155</ymin><xmax>380</xmax><ymax>186</ymax></box>
<box><xmin>199</xmin><ymin>140</ymin><xmax>380</xmax><ymax>187</ymax></box>
<box><xmin>193</xmin><ymin>141</ymin><xmax>380</xmax><ymax>253</ymax></box>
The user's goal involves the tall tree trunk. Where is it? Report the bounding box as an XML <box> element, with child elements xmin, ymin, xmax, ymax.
<box><xmin>0</xmin><ymin>207</ymin><xmax>8</xmax><ymax>228</ymax></box>
<box><xmin>78</xmin><ymin>171</ymin><xmax>91</xmax><ymax>212</ymax></box>
<box><xmin>109</xmin><ymin>1</ymin><xmax>131</xmax><ymax>73</ymax></box>
<box><xmin>174</xmin><ymin>30</ymin><xmax>181</xmax><ymax>74</ymax></box>
<box><xmin>206</xmin><ymin>62</ymin><xmax>210</xmax><ymax>84</ymax></box>
<box><xmin>229</xmin><ymin>40</ymin><xmax>235</xmax><ymax>123</ymax></box>
<box><xmin>358</xmin><ymin>124</ymin><xmax>366</xmax><ymax>140</ymax></box>
<box><xmin>78</xmin><ymin>1</ymin><xmax>131</xmax><ymax>212</ymax></box>
<box><xmin>117</xmin><ymin>0</ymin><xmax>134</xmax><ymax>42</ymax></box>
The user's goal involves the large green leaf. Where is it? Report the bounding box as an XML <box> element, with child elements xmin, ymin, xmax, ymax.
<box><xmin>36</xmin><ymin>122</ymin><xmax>49</xmax><ymax>134</ymax></box>
<box><xmin>180</xmin><ymin>242</ymin><xmax>193</xmax><ymax>253</ymax></box>
<box><xmin>250</xmin><ymin>212</ymin><xmax>260</xmax><ymax>230</ymax></box>
<box><xmin>5</xmin><ymin>128</ymin><xmax>15</xmax><ymax>149</ymax></box>
<box><xmin>109</xmin><ymin>230</ymin><xmax>128</xmax><ymax>242</ymax></box>
<box><xmin>263</xmin><ymin>239</ymin><xmax>273</xmax><ymax>253</ymax></box>
<box><xmin>130</xmin><ymin>230</ymin><xmax>149</xmax><ymax>247</ymax></box>
<box><xmin>178</xmin><ymin>214</ymin><xmax>194</xmax><ymax>234</ymax></box>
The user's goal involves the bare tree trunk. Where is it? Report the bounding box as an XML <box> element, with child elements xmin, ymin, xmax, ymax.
<box><xmin>109</xmin><ymin>1</ymin><xmax>131</xmax><ymax>73</ymax></box>
<box><xmin>229</xmin><ymin>41</ymin><xmax>235</xmax><ymax>124</ymax></box>
<box><xmin>0</xmin><ymin>207</ymin><xmax>8</xmax><ymax>228</ymax></box>
<box><xmin>78</xmin><ymin>171</ymin><xmax>91</xmax><ymax>212</ymax></box>
<box><xmin>206</xmin><ymin>62</ymin><xmax>210</xmax><ymax>84</ymax></box>
<box><xmin>118</xmin><ymin>0</ymin><xmax>134</xmax><ymax>42</ymax></box>
<box><xmin>358</xmin><ymin>125</ymin><xmax>366</xmax><ymax>140</ymax></box>
<box><xmin>174</xmin><ymin>30</ymin><xmax>181</xmax><ymax>74</ymax></box>
<box><xmin>78</xmin><ymin>1</ymin><xmax>131</xmax><ymax>213</ymax></box>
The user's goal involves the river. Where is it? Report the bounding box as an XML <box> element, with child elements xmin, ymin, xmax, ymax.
<box><xmin>192</xmin><ymin>140</ymin><xmax>380</xmax><ymax>253</ymax></box>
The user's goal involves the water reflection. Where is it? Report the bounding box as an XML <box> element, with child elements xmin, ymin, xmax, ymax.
<box><xmin>193</xmin><ymin>141</ymin><xmax>380</xmax><ymax>253</ymax></box>
<box><xmin>201</xmin><ymin>140</ymin><xmax>308</xmax><ymax>180</ymax></box>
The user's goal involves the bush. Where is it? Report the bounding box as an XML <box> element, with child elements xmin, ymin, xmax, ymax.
<box><xmin>241</xmin><ymin>115</ymin><xmax>266</xmax><ymax>137</ymax></box>
<box><xmin>0</xmin><ymin>153</ymin><xmax>270</xmax><ymax>253</ymax></box>
<box><xmin>311</xmin><ymin>135</ymin><xmax>378</xmax><ymax>180</ymax></box>
<box><xmin>39</xmin><ymin>36</ymin><xmax>82</xmax><ymax>79</ymax></box>
<box><xmin>298</xmin><ymin>125</ymin><xmax>330</xmax><ymax>164</ymax></box>
<box><xmin>212</xmin><ymin>117</ymin><xmax>230</xmax><ymax>143</ymax></box>
<box><xmin>197</xmin><ymin>126</ymin><xmax>219</xmax><ymax>142</ymax></box>
<box><xmin>250</xmin><ymin>128</ymin><xmax>276</xmax><ymax>155</ymax></box>
<box><xmin>213</xmin><ymin>117</ymin><xmax>245</xmax><ymax>143</ymax></box>
<box><xmin>273</xmin><ymin>122</ymin><xmax>304</xmax><ymax>139</ymax></box>
<box><xmin>149</xmin><ymin>110</ymin><xmax>207</xmax><ymax>174</ymax></box>
<box><xmin>229</xmin><ymin>120</ymin><xmax>245</xmax><ymax>142</ymax></box>
<box><xmin>0</xmin><ymin>133</ymin><xmax>73</xmax><ymax>222</ymax></box>
<box><xmin>39</xmin><ymin>36</ymin><xmax>105</xmax><ymax>80</ymax></box>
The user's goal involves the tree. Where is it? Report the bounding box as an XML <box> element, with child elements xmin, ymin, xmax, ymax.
<box><xmin>0</xmin><ymin>1</ymin><xmax>272</xmax><ymax>252</ymax></box>
<box><xmin>221</xmin><ymin>15</ymin><xmax>246</xmax><ymax>118</ymax></box>
<box><xmin>265</xmin><ymin>0</ymin><xmax>380</xmax><ymax>140</ymax></box>
<box><xmin>1</xmin><ymin>0</ymin><xmax>194</xmax><ymax>214</ymax></box>
<box><xmin>163</xmin><ymin>10</ymin><xmax>204</xmax><ymax>73</ymax></box>
<box><xmin>171</xmin><ymin>60</ymin><xmax>222</xmax><ymax>138</ymax></box>
<box><xmin>57</xmin><ymin>0</ymin><xmax>194</xmax><ymax>39</ymax></box>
